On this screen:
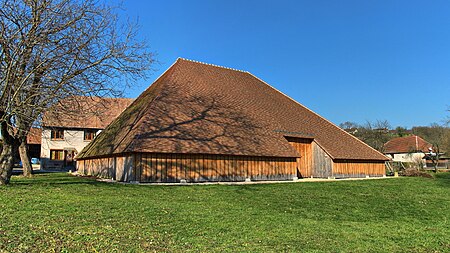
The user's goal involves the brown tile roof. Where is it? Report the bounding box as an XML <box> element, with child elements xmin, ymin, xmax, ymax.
<box><xmin>384</xmin><ymin>135</ymin><xmax>432</xmax><ymax>154</ymax></box>
<box><xmin>78</xmin><ymin>58</ymin><xmax>388</xmax><ymax>161</ymax></box>
<box><xmin>43</xmin><ymin>97</ymin><xmax>134</xmax><ymax>129</ymax></box>
<box><xmin>27</xmin><ymin>128</ymin><xmax>42</xmax><ymax>145</ymax></box>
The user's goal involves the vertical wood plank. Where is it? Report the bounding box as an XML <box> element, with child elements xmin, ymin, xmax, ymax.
<box><xmin>191</xmin><ymin>154</ymin><xmax>197</xmax><ymax>181</ymax></box>
<box><xmin>180</xmin><ymin>154</ymin><xmax>187</xmax><ymax>181</ymax></box>
<box><xmin>185</xmin><ymin>154</ymin><xmax>191</xmax><ymax>181</ymax></box>
<box><xmin>172</xmin><ymin>154</ymin><xmax>177</xmax><ymax>181</ymax></box>
<box><xmin>250</xmin><ymin>157</ymin><xmax>255</xmax><ymax>178</ymax></box>
<box><xmin>170</xmin><ymin>154</ymin><xmax>177</xmax><ymax>182</ymax></box>
<box><xmin>153</xmin><ymin>153</ymin><xmax>158</xmax><ymax>181</ymax></box>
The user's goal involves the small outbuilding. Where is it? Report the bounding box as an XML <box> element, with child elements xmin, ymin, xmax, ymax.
<box><xmin>76</xmin><ymin>58</ymin><xmax>388</xmax><ymax>182</ymax></box>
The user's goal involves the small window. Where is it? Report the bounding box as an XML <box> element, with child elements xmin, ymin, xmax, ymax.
<box><xmin>50</xmin><ymin>150</ymin><xmax>64</xmax><ymax>160</ymax></box>
<box><xmin>84</xmin><ymin>129</ymin><xmax>97</xmax><ymax>141</ymax></box>
<box><xmin>50</xmin><ymin>129</ymin><xmax>64</xmax><ymax>140</ymax></box>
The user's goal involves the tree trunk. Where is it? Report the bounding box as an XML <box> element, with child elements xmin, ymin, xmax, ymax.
<box><xmin>0</xmin><ymin>116</ymin><xmax>19</xmax><ymax>185</ymax></box>
<box><xmin>434</xmin><ymin>158</ymin><xmax>438</xmax><ymax>173</ymax></box>
<box><xmin>19</xmin><ymin>141</ymin><xmax>33</xmax><ymax>177</ymax></box>
<box><xmin>0</xmin><ymin>141</ymin><xmax>15</xmax><ymax>185</ymax></box>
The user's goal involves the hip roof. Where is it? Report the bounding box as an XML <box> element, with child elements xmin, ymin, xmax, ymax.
<box><xmin>77</xmin><ymin>58</ymin><xmax>388</xmax><ymax>161</ymax></box>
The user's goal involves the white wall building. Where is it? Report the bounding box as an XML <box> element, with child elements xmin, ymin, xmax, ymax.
<box><xmin>40</xmin><ymin>97</ymin><xmax>133</xmax><ymax>170</ymax></box>
<box><xmin>384</xmin><ymin>135</ymin><xmax>432</xmax><ymax>164</ymax></box>
<box><xmin>40</xmin><ymin>128</ymin><xmax>101</xmax><ymax>170</ymax></box>
<box><xmin>385</xmin><ymin>152</ymin><xmax>427</xmax><ymax>163</ymax></box>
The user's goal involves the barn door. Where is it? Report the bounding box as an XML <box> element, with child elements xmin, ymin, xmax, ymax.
<box><xmin>286</xmin><ymin>137</ymin><xmax>313</xmax><ymax>178</ymax></box>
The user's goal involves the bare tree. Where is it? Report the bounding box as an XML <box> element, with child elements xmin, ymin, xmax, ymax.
<box><xmin>412</xmin><ymin>124</ymin><xmax>450</xmax><ymax>154</ymax></box>
<box><xmin>339</xmin><ymin>120</ymin><xmax>395</xmax><ymax>152</ymax></box>
<box><xmin>413</xmin><ymin>123</ymin><xmax>450</xmax><ymax>173</ymax></box>
<box><xmin>348</xmin><ymin>120</ymin><xmax>391</xmax><ymax>152</ymax></box>
<box><xmin>339</xmin><ymin>121</ymin><xmax>359</xmax><ymax>135</ymax></box>
<box><xmin>426</xmin><ymin>145</ymin><xmax>441</xmax><ymax>173</ymax></box>
<box><xmin>0</xmin><ymin>0</ymin><xmax>154</xmax><ymax>185</ymax></box>
<box><xmin>447</xmin><ymin>107</ymin><xmax>450</xmax><ymax>126</ymax></box>
<box><xmin>339</xmin><ymin>121</ymin><xmax>359</xmax><ymax>130</ymax></box>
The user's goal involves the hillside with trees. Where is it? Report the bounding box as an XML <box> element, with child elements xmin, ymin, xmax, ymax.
<box><xmin>339</xmin><ymin>121</ymin><xmax>450</xmax><ymax>154</ymax></box>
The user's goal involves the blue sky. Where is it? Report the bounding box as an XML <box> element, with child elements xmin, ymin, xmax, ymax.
<box><xmin>121</xmin><ymin>0</ymin><xmax>450</xmax><ymax>128</ymax></box>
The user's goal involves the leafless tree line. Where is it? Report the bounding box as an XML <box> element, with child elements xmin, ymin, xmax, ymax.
<box><xmin>340</xmin><ymin>119</ymin><xmax>450</xmax><ymax>154</ymax></box>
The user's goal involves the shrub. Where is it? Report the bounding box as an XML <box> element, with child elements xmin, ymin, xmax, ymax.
<box><xmin>401</xmin><ymin>169</ymin><xmax>434</xmax><ymax>178</ymax></box>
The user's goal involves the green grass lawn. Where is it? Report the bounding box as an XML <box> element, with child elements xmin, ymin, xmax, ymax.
<box><xmin>1</xmin><ymin>173</ymin><xmax>449</xmax><ymax>252</ymax></box>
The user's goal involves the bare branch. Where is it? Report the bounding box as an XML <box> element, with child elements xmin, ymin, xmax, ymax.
<box><xmin>0</xmin><ymin>0</ymin><xmax>155</xmax><ymax>184</ymax></box>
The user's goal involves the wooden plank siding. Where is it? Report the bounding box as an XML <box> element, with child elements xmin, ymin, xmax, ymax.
<box><xmin>285</xmin><ymin>138</ymin><xmax>383</xmax><ymax>178</ymax></box>
<box><xmin>77</xmin><ymin>153</ymin><xmax>297</xmax><ymax>182</ymax></box>
<box><xmin>286</xmin><ymin>137</ymin><xmax>313</xmax><ymax>178</ymax></box>
<box><xmin>75</xmin><ymin>152</ymin><xmax>386</xmax><ymax>182</ymax></box>
<box><xmin>312</xmin><ymin>142</ymin><xmax>333</xmax><ymax>178</ymax></box>
<box><xmin>333</xmin><ymin>160</ymin><xmax>385</xmax><ymax>178</ymax></box>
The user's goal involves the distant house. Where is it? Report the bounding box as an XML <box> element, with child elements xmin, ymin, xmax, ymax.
<box><xmin>384</xmin><ymin>135</ymin><xmax>432</xmax><ymax>163</ymax></box>
<box><xmin>27</xmin><ymin>128</ymin><xmax>42</xmax><ymax>160</ymax></box>
<box><xmin>76</xmin><ymin>58</ymin><xmax>388</xmax><ymax>182</ymax></box>
<box><xmin>40</xmin><ymin>97</ymin><xmax>133</xmax><ymax>170</ymax></box>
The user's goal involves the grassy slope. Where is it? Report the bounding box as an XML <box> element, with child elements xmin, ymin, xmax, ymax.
<box><xmin>0</xmin><ymin>173</ymin><xmax>449</xmax><ymax>252</ymax></box>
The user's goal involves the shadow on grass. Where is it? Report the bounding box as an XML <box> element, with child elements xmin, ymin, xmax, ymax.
<box><xmin>10</xmin><ymin>173</ymin><xmax>111</xmax><ymax>187</ymax></box>
<box><xmin>434</xmin><ymin>172</ymin><xmax>450</xmax><ymax>180</ymax></box>
<box><xmin>434</xmin><ymin>172</ymin><xmax>450</xmax><ymax>187</ymax></box>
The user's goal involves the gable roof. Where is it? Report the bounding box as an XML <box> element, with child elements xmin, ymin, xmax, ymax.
<box><xmin>43</xmin><ymin>97</ymin><xmax>134</xmax><ymax>129</ymax></box>
<box><xmin>384</xmin><ymin>135</ymin><xmax>432</xmax><ymax>154</ymax></box>
<box><xmin>77</xmin><ymin>58</ymin><xmax>388</xmax><ymax>161</ymax></box>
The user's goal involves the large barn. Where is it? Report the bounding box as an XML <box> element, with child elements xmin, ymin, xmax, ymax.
<box><xmin>76</xmin><ymin>58</ymin><xmax>388</xmax><ymax>182</ymax></box>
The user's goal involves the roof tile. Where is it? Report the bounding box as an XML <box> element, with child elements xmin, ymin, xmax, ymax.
<box><xmin>78</xmin><ymin>59</ymin><xmax>388</xmax><ymax>161</ymax></box>
<box><xmin>43</xmin><ymin>97</ymin><xmax>133</xmax><ymax>129</ymax></box>
<box><xmin>384</xmin><ymin>135</ymin><xmax>432</xmax><ymax>153</ymax></box>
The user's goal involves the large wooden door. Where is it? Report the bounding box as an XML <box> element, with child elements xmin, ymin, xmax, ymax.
<box><xmin>286</xmin><ymin>137</ymin><xmax>313</xmax><ymax>178</ymax></box>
